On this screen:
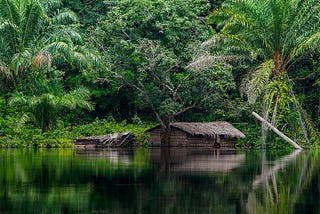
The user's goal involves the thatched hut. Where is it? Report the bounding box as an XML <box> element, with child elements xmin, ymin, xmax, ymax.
<box><xmin>147</xmin><ymin>122</ymin><xmax>245</xmax><ymax>148</ymax></box>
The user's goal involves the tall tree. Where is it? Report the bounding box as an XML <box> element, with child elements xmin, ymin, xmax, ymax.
<box><xmin>96</xmin><ymin>0</ymin><xmax>212</xmax><ymax>67</ymax></box>
<box><xmin>190</xmin><ymin>0</ymin><xmax>320</xmax><ymax>146</ymax></box>
<box><xmin>109</xmin><ymin>39</ymin><xmax>235</xmax><ymax>145</ymax></box>
<box><xmin>0</xmin><ymin>0</ymin><xmax>99</xmax><ymax>130</ymax></box>
<box><xmin>96</xmin><ymin>0</ymin><xmax>235</xmax><ymax>145</ymax></box>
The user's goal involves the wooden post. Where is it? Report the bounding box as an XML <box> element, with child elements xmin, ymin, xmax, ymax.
<box><xmin>252</xmin><ymin>112</ymin><xmax>302</xmax><ymax>150</ymax></box>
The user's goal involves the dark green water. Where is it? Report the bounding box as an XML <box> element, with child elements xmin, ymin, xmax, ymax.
<box><xmin>0</xmin><ymin>148</ymin><xmax>319</xmax><ymax>213</ymax></box>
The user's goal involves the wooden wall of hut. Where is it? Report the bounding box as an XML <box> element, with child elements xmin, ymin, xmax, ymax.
<box><xmin>150</xmin><ymin>129</ymin><xmax>161</xmax><ymax>146</ymax></box>
<box><xmin>187</xmin><ymin>136</ymin><xmax>215</xmax><ymax>147</ymax></box>
<box><xmin>219</xmin><ymin>136</ymin><xmax>237</xmax><ymax>148</ymax></box>
<box><xmin>169</xmin><ymin>128</ymin><xmax>188</xmax><ymax>146</ymax></box>
<box><xmin>149</xmin><ymin>127</ymin><xmax>237</xmax><ymax>148</ymax></box>
<box><xmin>150</xmin><ymin>127</ymin><xmax>189</xmax><ymax>146</ymax></box>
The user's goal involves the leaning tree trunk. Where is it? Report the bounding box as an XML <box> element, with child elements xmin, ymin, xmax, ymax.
<box><xmin>160</xmin><ymin>117</ymin><xmax>171</xmax><ymax>147</ymax></box>
<box><xmin>252</xmin><ymin>112</ymin><xmax>302</xmax><ymax>149</ymax></box>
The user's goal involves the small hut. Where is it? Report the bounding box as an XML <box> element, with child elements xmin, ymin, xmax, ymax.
<box><xmin>148</xmin><ymin>122</ymin><xmax>245</xmax><ymax>148</ymax></box>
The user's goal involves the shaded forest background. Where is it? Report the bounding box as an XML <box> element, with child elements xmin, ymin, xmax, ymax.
<box><xmin>0</xmin><ymin>0</ymin><xmax>319</xmax><ymax>149</ymax></box>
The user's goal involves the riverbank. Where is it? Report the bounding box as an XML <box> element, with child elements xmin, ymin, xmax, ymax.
<box><xmin>0</xmin><ymin>117</ymin><xmax>152</xmax><ymax>148</ymax></box>
<box><xmin>0</xmin><ymin>116</ymin><xmax>312</xmax><ymax>150</ymax></box>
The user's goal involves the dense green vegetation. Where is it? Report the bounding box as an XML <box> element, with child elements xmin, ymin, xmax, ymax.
<box><xmin>0</xmin><ymin>0</ymin><xmax>319</xmax><ymax>149</ymax></box>
<box><xmin>202</xmin><ymin>0</ymin><xmax>320</xmax><ymax>147</ymax></box>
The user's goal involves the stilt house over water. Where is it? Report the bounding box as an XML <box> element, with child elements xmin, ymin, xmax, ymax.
<box><xmin>148</xmin><ymin>122</ymin><xmax>245</xmax><ymax>148</ymax></box>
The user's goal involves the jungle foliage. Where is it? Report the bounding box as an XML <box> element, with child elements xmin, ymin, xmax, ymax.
<box><xmin>0</xmin><ymin>0</ymin><xmax>319</xmax><ymax>148</ymax></box>
<box><xmin>192</xmin><ymin>0</ymin><xmax>320</xmax><ymax>147</ymax></box>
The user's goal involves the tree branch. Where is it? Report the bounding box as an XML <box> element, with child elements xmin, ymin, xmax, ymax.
<box><xmin>115</xmin><ymin>74</ymin><xmax>167</xmax><ymax>128</ymax></box>
<box><xmin>173</xmin><ymin>74</ymin><xmax>190</xmax><ymax>101</ymax></box>
<box><xmin>173</xmin><ymin>103</ymin><xmax>201</xmax><ymax>117</ymax></box>
<box><xmin>291</xmin><ymin>71</ymin><xmax>317</xmax><ymax>81</ymax></box>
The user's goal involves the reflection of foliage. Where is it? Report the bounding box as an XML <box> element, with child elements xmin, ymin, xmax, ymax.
<box><xmin>246</xmin><ymin>151</ymin><xmax>320</xmax><ymax>214</ymax></box>
<box><xmin>1</xmin><ymin>149</ymin><xmax>319</xmax><ymax>213</ymax></box>
<box><xmin>0</xmin><ymin>149</ymin><xmax>152</xmax><ymax>213</ymax></box>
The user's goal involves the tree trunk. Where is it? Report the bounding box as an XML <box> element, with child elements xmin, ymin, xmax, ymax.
<box><xmin>160</xmin><ymin>117</ymin><xmax>171</xmax><ymax>147</ymax></box>
<box><xmin>252</xmin><ymin>112</ymin><xmax>302</xmax><ymax>149</ymax></box>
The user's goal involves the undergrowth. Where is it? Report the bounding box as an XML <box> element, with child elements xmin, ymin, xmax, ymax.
<box><xmin>0</xmin><ymin>116</ymin><xmax>153</xmax><ymax>148</ymax></box>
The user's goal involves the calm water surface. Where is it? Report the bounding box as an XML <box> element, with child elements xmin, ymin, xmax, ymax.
<box><xmin>0</xmin><ymin>148</ymin><xmax>319</xmax><ymax>213</ymax></box>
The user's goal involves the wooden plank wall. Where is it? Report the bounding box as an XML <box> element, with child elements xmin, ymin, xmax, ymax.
<box><xmin>150</xmin><ymin>129</ymin><xmax>161</xmax><ymax>146</ymax></box>
<box><xmin>170</xmin><ymin>128</ymin><xmax>188</xmax><ymax>146</ymax></box>
<box><xmin>150</xmin><ymin>127</ymin><xmax>236</xmax><ymax>148</ymax></box>
<box><xmin>219</xmin><ymin>136</ymin><xmax>236</xmax><ymax>148</ymax></box>
<box><xmin>188</xmin><ymin>136</ymin><xmax>214</xmax><ymax>146</ymax></box>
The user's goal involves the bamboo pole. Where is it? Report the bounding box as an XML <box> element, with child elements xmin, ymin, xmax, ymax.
<box><xmin>252</xmin><ymin>112</ymin><xmax>302</xmax><ymax>150</ymax></box>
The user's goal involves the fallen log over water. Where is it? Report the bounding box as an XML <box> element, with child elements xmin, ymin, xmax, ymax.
<box><xmin>74</xmin><ymin>132</ymin><xmax>135</xmax><ymax>148</ymax></box>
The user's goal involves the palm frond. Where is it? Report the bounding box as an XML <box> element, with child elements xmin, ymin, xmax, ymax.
<box><xmin>289</xmin><ymin>32</ymin><xmax>320</xmax><ymax>62</ymax></box>
<box><xmin>28</xmin><ymin>95</ymin><xmax>42</xmax><ymax>108</ymax></box>
<box><xmin>187</xmin><ymin>55</ymin><xmax>244</xmax><ymax>71</ymax></box>
<box><xmin>21</xmin><ymin>0</ymin><xmax>44</xmax><ymax>47</ymax></box>
<box><xmin>62</xmin><ymin>28</ymin><xmax>82</xmax><ymax>44</ymax></box>
<box><xmin>300</xmin><ymin>109</ymin><xmax>320</xmax><ymax>143</ymax></box>
<box><xmin>8</xmin><ymin>92</ymin><xmax>28</xmax><ymax>106</ymax></box>
<box><xmin>43</xmin><ymin>41</ymin><xmax>71</xmax><ymax>64</ymax></box>
<box><xmin>51</xmin><ymin>9</ymin><xmax>79</xmax><ymax>25</ymax></box>
<box><xmin>244</xmin><ymin>59</ymin><xmax>274</xmax><ymax>104</ymax></box>
<box><xmin>16</xmin><ymin>112</ymin><xmax>33</xmax><ymax>130</ymax></box>
<box><xmin>65</xmin><ymin>87</ymin><xmax>94</xmax><ymax>111</ymax></box>
<box><xmin>82</xmin><ymin>50</ymin><xmax>102</xmax><ymax>67</ymax></box>
<box><xmin>212</xmin><ymin>0</ymin><xmax>273</xmax><ymax>54</ymax></box>
<box><xmin>42</xmin><ymin>0</ymin><xmax>61</xmax><ymax>13</ymax></box>
<box><xmin>291</xmin><ymin>91</ymin><xmax>320</xmax><ymax>144</ymax></box>
<box><xmin>0</xmin><ymin>19</ymin><xmax>19</xmax><ymax>55</ymax></box>
<box><xmin>72</xmin><ymin>51</ymin><xmax>89</xmax><ymax>69</ymax></box>
<box><xmin>10</xmin><ymin>49</ymin><xmax>32</xmax><ymax>77</ymax></box>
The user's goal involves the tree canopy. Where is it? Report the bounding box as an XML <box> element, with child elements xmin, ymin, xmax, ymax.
<box><xmin>94</xmin><ymin>0</ymin><xmax>237</xmax><ymax>144</ymax></box>
<box><xmin>0</xmin><ymin>0</ymin><xmax>320</xmax><ymax>148</ymax></box>
<box><xmin>190</xmin><ymin>0</ymin><xmax>320</xmax><ymax>145</ymax></box>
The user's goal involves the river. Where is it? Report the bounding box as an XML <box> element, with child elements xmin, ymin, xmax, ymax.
<box><xmin>0</xmin><ymin>148</ymin><xmax>318</xmax><ymax>213</ymax></box>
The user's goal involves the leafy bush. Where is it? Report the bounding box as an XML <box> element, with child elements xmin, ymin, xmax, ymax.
<box><xmin>0</xmin><ymin>116</ymin><xmax>73</xmax><ymax>148</ymax></box>
<box><xmin>66</xmin><ymin>118</ymin><xmax>153</xmax><ymax>146</ymax></box>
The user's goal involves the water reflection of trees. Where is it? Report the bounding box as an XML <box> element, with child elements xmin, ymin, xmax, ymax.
<box><xmin>150</xmin><ymin>148</ymin><xmax>245</xmax><ymax>174</ymax></box>
<box><xmin>150</xmin><ymin>148</ymin><xmax>249</xmax><ymax>213</ymax></box>
<box><xmin>0</xmin><ymin>148</ymin><xmax>319</xmax><ymax>213</ymax></box>
<box><xmin>0</xmin><ymin>148</ymin><xmax>152</xmax><ymax>213</ymax></box>
<box><xmin>150</xmin><ymin>148</ymin><xmax>320</xmax><ymax>214</ymax></box>
<box><xmin>246</xmin><ymin>150</ymin><xmax>320</xmax><ymax>214</ymax></box>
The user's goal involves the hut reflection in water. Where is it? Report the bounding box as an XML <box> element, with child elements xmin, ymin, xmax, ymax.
<box><xmin>150</xmin><ymin>148</ymin><xmax>245</xmax><ymax>173</ymax></box>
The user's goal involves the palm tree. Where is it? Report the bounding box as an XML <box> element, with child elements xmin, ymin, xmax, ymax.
<box><xmin>190</xmin><ymin>0</ymin><xmax>320</xmax><ymax>145</ymax></box>
<box><xmin>0</xmin><ymin>0</ymin><xmax>98</xmax><ymax>130</ymax></box>
<box><xmin>0</xmin><ymin>0</ymin><xmax>98</xmax><ymax>85</ymax></box>
<box><xmin>9</xmin><ymin>71</ymin><xmax>93</xmax><ymax>131</ymax></box>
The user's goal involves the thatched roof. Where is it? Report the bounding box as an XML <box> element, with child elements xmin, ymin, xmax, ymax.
<box><xmin>148</xmin><ymin>122</ymin><xmax>245</xmax><ymax>138</ymax></box>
